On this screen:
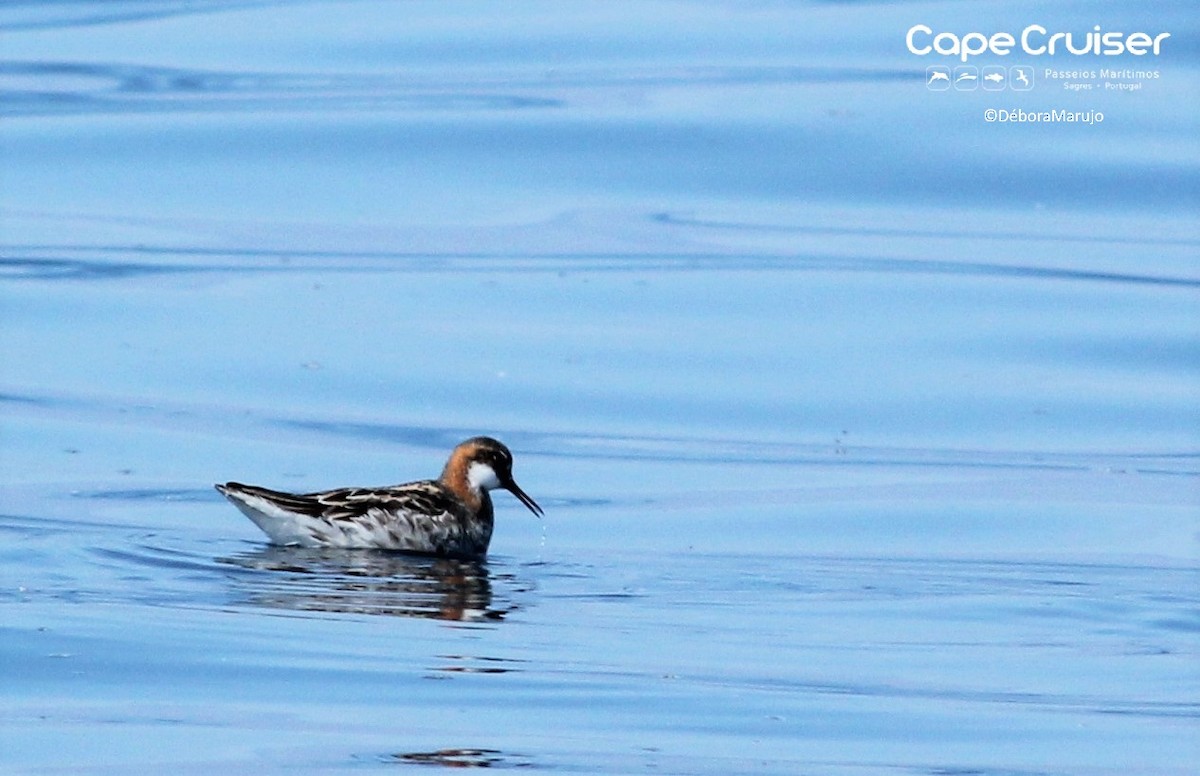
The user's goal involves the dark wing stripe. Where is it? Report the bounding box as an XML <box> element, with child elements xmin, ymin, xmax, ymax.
<box><xmin>222</xmin><ymin>482</ymin><xmax>328</xmax><ymax>517</ymax></box>
<box><xmin>310</xmin><ymin>481</ymin><xmax>463</xmax><ymax>523</ymax></box>
<box><xmin>222</xmin><ymin>480</ymin><xmax>465</xmax><ymax>524</ymax></box>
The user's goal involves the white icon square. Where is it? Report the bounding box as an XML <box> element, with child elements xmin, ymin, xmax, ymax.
<box><xmin>982</xmin><ymin>66</ymin><xmax>1007</xmax><ymax>91</ymax></box>
<box><xmin>953</xmin><ymin>66</ymin><xmax>979</xmax><ymax>91</ymax></box>
<box><xmin>1009</xmin><ymin>66</ymin><xmax>1034</xmax><ymax>91</ymax></box>
<box><xmin>926</xmin><ymin>66</ymin><xmax>951</xmax><ymax>90</ymax></box>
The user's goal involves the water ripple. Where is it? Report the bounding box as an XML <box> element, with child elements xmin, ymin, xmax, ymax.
<box><xmin>0</xmin><ymin>61</ymin><xmax>917</xmax><ymax>119</ymax></box>
<box><xmin>0</xmin><ymin>0</ymin><xmax>282</xmax><ymax>32</ymax></box>
<box><xmin>4</xmin><ymin>244</ymin><xmax>1199</xmax><ymax>288</ymax></box>
<box><xmin>2</xmin><ymin>384</ymin><xmax>1195</xmax><ymax>478</ymax></box>
<box><xmin>283</xmin><ymin>417</ymin><xmax>1199</xmax><ymax>477</ymax></box>
<box><xmin>651</xmin><ymin>211</ymin><xmax>1200</xmax><ymax>251</ymax></box>
<box><xmin>0</xmin><ymin>60</ymin><xmax>564</xmax><ymax>118</ymax></box>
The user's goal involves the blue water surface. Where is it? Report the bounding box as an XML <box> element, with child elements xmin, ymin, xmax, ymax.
<box><xmin>2</xmin><ymin>1</ymin><xmax>1198</xmax><ymax>774</ymax></box>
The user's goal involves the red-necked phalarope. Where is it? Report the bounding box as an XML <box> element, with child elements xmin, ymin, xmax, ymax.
<box><xmin>215</xmin><ymin>437</ymin><xmax>542</xmax><ymax>558</ymax></box>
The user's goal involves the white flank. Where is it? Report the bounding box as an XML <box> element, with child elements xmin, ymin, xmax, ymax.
<box><xmin>223</xmin><ymin>491</ymin><xmax>324</xmax><ymax>546</ymax></box>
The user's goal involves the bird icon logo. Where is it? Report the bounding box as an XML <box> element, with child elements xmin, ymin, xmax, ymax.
<box><xmin>1009</xmin><ymin>66</ymin><xmax>1034</xmax><ymax>90</ymax></box>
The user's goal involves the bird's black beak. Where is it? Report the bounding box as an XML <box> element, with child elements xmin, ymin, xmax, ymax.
<box><xmin>505</xmin><ymin>477</ymin><xmax>544</xmax><ymax>518</ymax></box>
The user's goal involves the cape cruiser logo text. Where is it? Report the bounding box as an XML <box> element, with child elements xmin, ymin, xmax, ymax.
<box><xmin>906</xmin><ymin>24</ymin><xmax>1170</xmax><ymax>63</ymax></box>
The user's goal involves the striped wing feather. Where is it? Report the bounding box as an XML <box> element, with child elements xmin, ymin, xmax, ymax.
<box><xmin>223</xmin><ymin>481</ymin><xmax>460</xmax><ymax>522</ymax></box>
<box><xmin>307</xmin><ymin>482</ymin><xmax>462</xmax><ymax>522</ymax></box>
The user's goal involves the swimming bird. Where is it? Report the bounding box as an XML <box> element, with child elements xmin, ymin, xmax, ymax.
<box><xmin>215</xmin><ymin>437</ymin><xmax>542</xmax><ymax>559</ymax></box>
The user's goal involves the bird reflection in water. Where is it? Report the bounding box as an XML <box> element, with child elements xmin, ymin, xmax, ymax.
<box><xmin>389</xmin><ymin>748</ymin><xmax>532</xmax><ymax>768</ymax></box>
<box><xmin>217</xmin><ymin>546</ymin><xmax>518</xmax><ymax>622</ymax></box>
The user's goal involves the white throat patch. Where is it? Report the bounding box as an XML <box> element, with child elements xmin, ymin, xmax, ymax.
<box><xmin>467</xmin><ymin>461</ymin><xmax>502</xmax><ymax>491</ymax></box>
